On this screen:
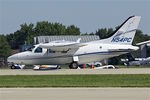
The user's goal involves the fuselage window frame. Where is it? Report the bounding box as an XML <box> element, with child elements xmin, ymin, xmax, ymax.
<box><xmin>48</xmin><ymin>49</ymin><xmax>56</xmax><ymax>53</ymax></box>
<box><xmin>34</xmin><ymin>47</ymin><xmax>43</xmax><ymax>53</ymax></box>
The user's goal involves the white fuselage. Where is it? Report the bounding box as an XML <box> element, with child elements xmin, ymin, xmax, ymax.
<box><xmin>7</xmin><ymin>42</ymin><xmax>138</xmax><ymax>65</ymax></box>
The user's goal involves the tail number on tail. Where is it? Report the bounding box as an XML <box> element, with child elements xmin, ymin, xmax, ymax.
<box><xmin>111</xmin><ymin>37</ymin><xmax>132</xmax><ymax>43</ymax></box>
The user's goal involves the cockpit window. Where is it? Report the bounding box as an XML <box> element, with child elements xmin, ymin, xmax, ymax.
<box><xmin>34</xmin><ymin>47</ymin><xmax>43</xmax><ymax>53</ymax></box>
<box><xmin>27</xmin><ymin>46</ymin><xmax>35</xmax><ymax>51</ymax></box>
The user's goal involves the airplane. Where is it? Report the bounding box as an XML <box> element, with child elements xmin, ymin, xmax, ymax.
<box><xmin>7</xmin><ymin>16</ymin><xmax>141</xmax><ymax>69</ymax></box>
<box><xmin>123</xmin><ymin>57</ymin><xmax>150</xmax><ymax>66</ymax></box>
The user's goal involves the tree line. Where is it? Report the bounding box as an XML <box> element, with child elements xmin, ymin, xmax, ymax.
<box><xmin>0</xmin><ymin>21</ymin><xmax>150</xmax><ymax>60</ymax></box>
<box><xmin>6</xmin><ymin>22</ymin><xmax>80</xmax><ymax>49</ymax></box>
<box><xmin>0</xmin><ymin>35</ymin><xmax>11</xmax><ymax>60</ymax></box>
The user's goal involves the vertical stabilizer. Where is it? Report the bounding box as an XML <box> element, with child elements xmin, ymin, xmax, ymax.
<box><xmin>98</xmin><ymin>16</ymin><xmax>141</xmax><ymax>45</ymax></box>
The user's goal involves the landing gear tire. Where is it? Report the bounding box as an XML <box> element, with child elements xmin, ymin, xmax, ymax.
<box><xmin>97</xmin><ymin>64</ymin><xmax>101</xmax><ymax>67</ymax></box>
<box><xmin>69</xmin><ymin>62</ymin><xmax>78</xmax><ymax>69</ymax></box>
<box><xmin>57</xmin><ymin>65</ymin><xmax>61</xmax><ymax>69</ymax></box>
<box><xmin>11</xmin><ymin>65</ymin><xmax>15</xmax><ymax>69</ymax></box>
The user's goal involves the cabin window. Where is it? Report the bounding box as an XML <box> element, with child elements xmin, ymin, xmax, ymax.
<box><xmin>61</xmin><ymin>51</ymin><xmax>67</xmax><ymax>53</ymax></box>
<box><xmin>48</xmin><ymin>49</ymin><xmax>55</xmax><ymax>53</ymax></box>
<box><xmin>34</xmin><ymin>47</ymin><xmax>42</xmax><ymax>53</ymax></box>
<box><xmin>61</xmin><ymin>49</ymin><xmax>70</xmax><ymax>53</ymax></box>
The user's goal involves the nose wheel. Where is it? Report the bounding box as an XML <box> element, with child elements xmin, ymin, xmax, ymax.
<box><xmin>69</xmin><ymin>62</ymin><xmax>78</xmax><ymax>69</ymax></box>
<box><xmin>10</xmin><ymin>65</ymin><xmax>15</xmax><ymax>69</ymax></box>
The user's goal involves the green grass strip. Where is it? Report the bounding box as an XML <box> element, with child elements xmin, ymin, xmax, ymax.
<box><xmin>0</xmin><ymin>74</ymin><xmax>150</xmax><ymax>87</ymax></box>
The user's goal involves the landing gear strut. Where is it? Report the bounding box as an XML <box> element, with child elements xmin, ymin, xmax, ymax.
<box><xmin>69</xmin><ymin>62</ymin><xmax>78</xmax><ymax>69</ymax></box>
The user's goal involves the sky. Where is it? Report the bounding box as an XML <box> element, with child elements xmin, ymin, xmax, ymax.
<box><xmin>0</xmin><ymin>0</ymin><xmax>150</xmax><ymax>35</ymax></box>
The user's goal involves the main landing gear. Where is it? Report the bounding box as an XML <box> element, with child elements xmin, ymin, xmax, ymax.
<box><xmin>69</xmin><ymin>62</ymin><xmax>78</xmax><ymax>69</ymax></box>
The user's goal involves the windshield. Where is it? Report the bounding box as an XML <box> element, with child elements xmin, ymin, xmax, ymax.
<box><xmin>34</xmin><ymin>47</ymin><xmax>43</xmax><ymax>53</ymax></box>
<box><xmin>27</xmin><ymin>46</ymin><xmax>35</xmax><ymax>51</ymax></box>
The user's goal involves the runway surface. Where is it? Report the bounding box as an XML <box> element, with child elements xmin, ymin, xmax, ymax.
<box><xmin>0</xmin><ymin>68</ymin><xmax>150</xmax><ymax>75</ymax></box>
<box><xmin>0</xmin><ymin>88</ymin><xmax>149</xmax><ymax>100</ymax></box>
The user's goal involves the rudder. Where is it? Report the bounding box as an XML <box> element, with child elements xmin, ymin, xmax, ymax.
<box><xmin>98</xmin><ymin>16</ymin><xmax>141</xmax><ymax>45</ymax></box>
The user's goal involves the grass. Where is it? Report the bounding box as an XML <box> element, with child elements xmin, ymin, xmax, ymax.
<box><xmin>0</xmin><ymin>74</ymin><xmax>150</xmax><ymax>87</ymax></box>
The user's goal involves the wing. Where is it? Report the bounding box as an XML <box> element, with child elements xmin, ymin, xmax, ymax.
<box><xmin>39</xmin><ymin>42</ymin><xmax>86</xmax><ymax>55</ymax></box>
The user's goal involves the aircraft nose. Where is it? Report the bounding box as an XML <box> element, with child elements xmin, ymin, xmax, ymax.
<box><xmin>7</xmin><ymin>54</ymin><xmax>18</xmax><ymax>63</ymax></box>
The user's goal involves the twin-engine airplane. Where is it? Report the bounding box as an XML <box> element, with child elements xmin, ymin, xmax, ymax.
<box><xmin>7</xmin><ymin>16</ymin><xmax>141</xmax><ymax>69</ymax></box>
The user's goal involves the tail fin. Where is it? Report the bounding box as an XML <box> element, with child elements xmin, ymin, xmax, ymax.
<box><xmin>99</xmin><ymin>16</ymin><xmax>141</xmax><ymax>45</ymax></box>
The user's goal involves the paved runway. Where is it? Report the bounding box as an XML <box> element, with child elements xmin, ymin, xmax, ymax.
<box><xmin>0</xmin><ymin>68</ymin><xmax>150</xmax><ymax>75</ymax></box>
<box><xmin>0</xmin><ymin>88</ymin><xmax>149</xmax><ymax>100</ymax></box>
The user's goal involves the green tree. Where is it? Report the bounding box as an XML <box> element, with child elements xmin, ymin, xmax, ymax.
<box><xmin>6</xmin><ymin>22</ymin><xmax>81</xmax><ymax>49</ymax></box>
<box><xmin>133</xmin><ymin>30</ymin><xmax>150</xmax><ymax>45</ymax></box>
<box><xmin>95</xmin><ymin>28</ymin><xmax>113</xmax><ymax>39</ymax></box>
<box><xmin>7</xmin><ymin>23</ymin><xmax>34</xmax><ymax>49</ymax></box>
<box><xmin>66</xmin><ymin>25</ymin><xmax>80</xmax><ymax>35</ymax></box>
<box><xmin>35</xmin><ymin>21</ymin><xmax>51</xmax><ymax>36</ymax></box>
<box><xmin>0</xmin><ymin>35</ymin><xmax>11</xmax><ymax>59</ymax></box>
<box><xmin>7</xmin><ymin>33</ymin><xmax>17</xmax><ymax>49</ymax></box>
<box><xmin>20</xmin><ymin>23</ymin><xmax>34</xmax><ymax>44</ymax></box>
<box><xmin>52</xmin><ymin>23</ymin><xmax>66</xmax><ymax>35</ymax></box>
<box><xmin>34</xmin><ymin>22</ymin><xmax>66</xmax><ymax>36</ymax></box>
